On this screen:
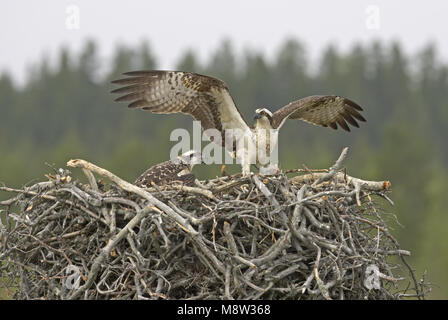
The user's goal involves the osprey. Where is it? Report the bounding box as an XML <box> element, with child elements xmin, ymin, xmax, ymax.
<box><xmin>135</xmin><ymin>150</ymin><xmax>201</xmax><ymax>187</ymax></box>
<box><xmin>112</xmin><ymin>71</ymin><xmax>366</xmax><ymax>175</ymax></box>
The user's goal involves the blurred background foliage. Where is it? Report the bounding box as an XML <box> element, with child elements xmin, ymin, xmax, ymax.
<box><xmin>0</xmin><ymin>38</ymin><xmax>447</xmax><ymax>298</ymax></box>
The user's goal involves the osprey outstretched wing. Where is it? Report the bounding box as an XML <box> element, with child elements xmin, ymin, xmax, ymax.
<box><xmin>111</xmin><ymin>70</ymin><xmax>250</xmax><ymax>148</ymax></box>
<box><xmin>271</xmin><ymin>95</ymin><xmax>366</xmax><ymax>131</ymax></box>
<box><xmin>112</xmin><ymin>70</ymin><xmax>367</xmax><ymax>175</ymax></box>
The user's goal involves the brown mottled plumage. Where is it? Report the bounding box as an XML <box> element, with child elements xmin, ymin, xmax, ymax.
<box><xmin>134</xmin><ymin>150</ymin><xmax>201</xmax><ymax>187</ymax></box>
<box><xmin>134</xmin><ymin>160</ymin><xmax>194</xmax><ymax>188</ymax></box>
<box><xmin>111</xmin><ymin>70</ymin><xmax>365</xmax><ymax>133</ymax></box>
<box><xmin>112</xmin><ymin>70</ymin><xmax>366</xmax><ymax>175</ymax></box>
<box><xmin>271</xmin><ymin>95</ymin><xmax>366</xmax><ymax>131</ymax></box>
<box><xmin>111</xmin><ymin>71</ymin><xmax>248</xmax><ymax>147</ymax></box>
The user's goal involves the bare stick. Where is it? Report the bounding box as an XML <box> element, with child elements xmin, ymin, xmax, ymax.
<box><xmin>0</xmin><ymin>155</ymin><xmax>424</xmax><ymax>300</ymax></box>
<box><xmin>67</xmin><ymin>159</ymin><xmax>198</xmax><ymax>236</ymax></box>
<box><xmin>82</xmin><ymin>168</ymin><xmax>98</xmax><ymax>192</ymax></box>
<box><xmin>292</xmin><ymin>172</ymin><xmax>391</xmax><ymax>192</ymax></box>
<box><xmin>312</xmin><ymin>147</ymin><xmax>349</xmax><ymax>187</ymax></box>
<box><xmin>68</xmin><ymin>204</ymin><xmax>156</xmax><ymax>299</ymax></box>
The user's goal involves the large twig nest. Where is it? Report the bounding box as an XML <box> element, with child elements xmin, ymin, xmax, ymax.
<box><xmin>0</xmin><ymin>149</ymin><xmax>428</xmax><ymax>300</ymax></box>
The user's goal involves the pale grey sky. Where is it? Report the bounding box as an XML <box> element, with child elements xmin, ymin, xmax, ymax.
<box><xmin>1</xmin><ymin>0</ymin><xmax>447</xmax><ymax>84</ymax></box>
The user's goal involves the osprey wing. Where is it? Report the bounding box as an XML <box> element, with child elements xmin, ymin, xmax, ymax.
<box><xmin>111</xmin><ymin>70</ymin><xmax>250</xmax><ymax>148</ymax></box>
<box><xmin>271</xmin><ymin>95</ymin><xmax>366</xmax><ymax>131</ymax></box>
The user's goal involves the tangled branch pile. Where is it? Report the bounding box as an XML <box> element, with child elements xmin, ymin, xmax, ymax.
<box><xmin>0</xmin><ymin>149</ymin><xmax>427</xmax><ymax>300</ymax></box>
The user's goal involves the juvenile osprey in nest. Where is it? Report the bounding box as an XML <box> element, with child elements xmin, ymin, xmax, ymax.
<box><xmin>112</xmin><ymin>71</ymin><xmax>366</xmax><ymax>175</ymax></box>
<box><xmin>135</xmin><ymin>150</ymin><xmax>201</xmax><ymax>187</ymax></box>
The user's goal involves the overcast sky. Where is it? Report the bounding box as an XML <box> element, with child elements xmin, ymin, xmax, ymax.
<box><xmin>1</xmin><ymin>0</ymin><xmax>447</xmax><ymax>84</ymax></box>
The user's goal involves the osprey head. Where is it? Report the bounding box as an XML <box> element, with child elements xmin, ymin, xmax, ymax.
<box><xmin>178</xmin><ymin>150</ymin><xmax>202</xmax><ymax>168</ymax></box>
<box><xmin>254</xmin><ymin>108</ymin><xmax>273</xmax><ymax>128</ymax></box>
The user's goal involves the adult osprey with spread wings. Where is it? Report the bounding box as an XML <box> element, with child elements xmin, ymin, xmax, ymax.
<box><xmin>111</xmin><ymin>70</ymin><xmax>366</xmax><ymax>175</ymax></box>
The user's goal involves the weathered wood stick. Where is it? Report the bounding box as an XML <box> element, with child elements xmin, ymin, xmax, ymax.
<box><xmin>312</xmin><ymin>147</ymin><xmax>349</xmax><ymax>187</ymax></box>
<box><xmin>291</xmin><ymin>172</ymin><xmax>391</xmax><ymax>191</ymax></box>
<box><xmin>67</xmin><ymin>159</ymin><xmax>199</xmax><ymax>236</ymax></box>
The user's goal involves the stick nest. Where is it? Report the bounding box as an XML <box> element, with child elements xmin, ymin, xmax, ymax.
<box><xmin>0</xmin><ymin>154</ymin><xmax>427</xmax><ymax>300</ymax></box>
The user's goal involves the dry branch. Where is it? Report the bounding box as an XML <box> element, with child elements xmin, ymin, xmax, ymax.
<box><xmin>0</xmin><ymin>149</ymin><xmax>428</xmax><ymax>300</ymax></box>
